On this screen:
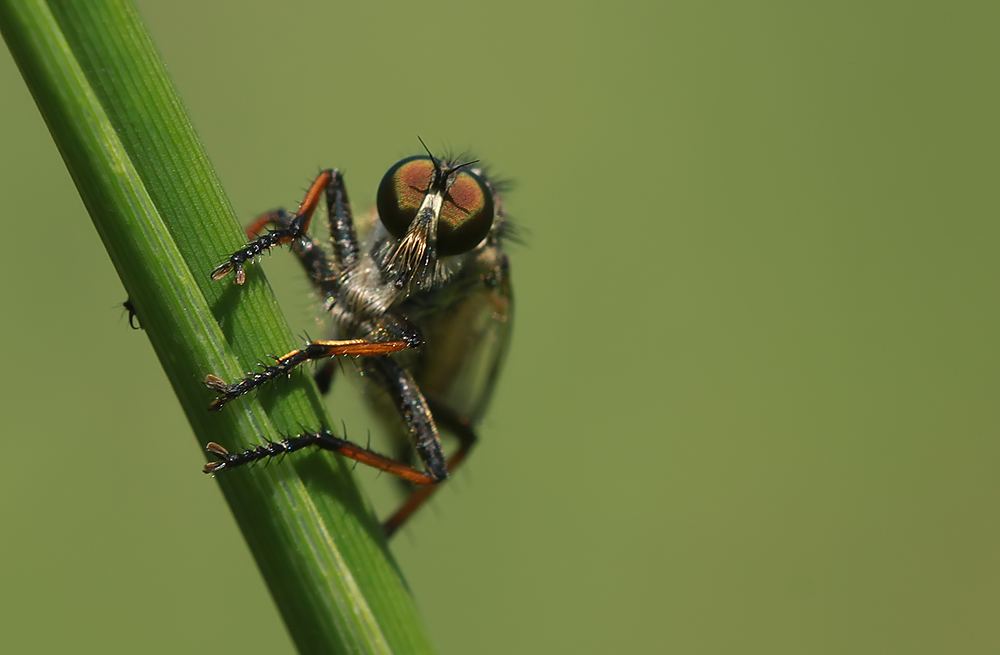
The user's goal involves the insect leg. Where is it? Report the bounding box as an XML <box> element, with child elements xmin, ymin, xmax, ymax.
<box><xmin>210</xmin><ymin>169</ymin><xmax>334</xmax><ymax>284</ymax></box>
<box><xmin>203</xmin><ymin>353</ymin><xmax>456</xmax><ymax>516</ymax></box>
<box><xmin>205</xmin><ymin>338</ymin><xmax>415</xmax><ymax>411</ymax></box>
<box><xmin>324</xmin><ymin>169</ymin><xmax>360</xmax><ymax>271</ymax></box>
<box><xmin>382</xmin><ymin>399</ymin><xmax>479</xmax><ymax>537</ymax></box>
<box><xmin>203</xmin><ymin>433</ymin><xmax>437</xmax><ymax>485</ymax></box>
<box><xmin>243</xmin><ymin>208</ymin><xmax>338</xmax><ymax>290</ymax></box>
<box><xmin>361</xmin><ymin>356</ymin><xmax>449</xmax><ymax>483</ymax></box>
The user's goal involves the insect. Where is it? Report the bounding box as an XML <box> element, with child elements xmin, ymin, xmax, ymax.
<box><xmin>202</xmin><ymin>144</ymin><xmax>513</xmax><ymax>536</ymax></box>
<box><xmin>122</xmin><ymin>298</ymin><xmax>141</xmax><ymax>329</ymax></box>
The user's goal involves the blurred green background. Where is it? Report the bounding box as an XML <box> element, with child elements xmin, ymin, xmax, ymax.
<box><xmin>2</xmin><ymin>1</ymin><xmax>997</xmax><ymax>653</ymax></box>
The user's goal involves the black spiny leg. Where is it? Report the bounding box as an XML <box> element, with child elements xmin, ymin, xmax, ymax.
<box><xmin>245</xmin><ymin>209</ymin><xmax>337</xmax><ymax>290</ymax></box>
<box><xmin>241</xmin><ymin>169</ymin><xmax>358</xmax><ymax>296</ymax></box>
<box><xmin>210</xmin><ymin>169</ymin><xmax>334</xmax><ymax>284</ymax></box>
<box><xmin>382</xmin><ymin>398</ymin><xmax>479</xmax><ymax>537</ymax></box>
<box><xmin>362</xmin><ymin>356</ymin><xmax>449</xmax><ymax>484</ymax></box>
<box><xmin>204</xmin><ymin>432</ymin><xmax>438</xmax><ymax>485</ymax></box>
<box><xmin>206</xmin><ymin>353</ymin><xmax>460</xmax><ymax>536</ymax></box>
<box><xmin>205</xmin><ymin>338</ymin><xmax>417</xmax><ymax>411</ymax></box>
<box><xmin>324</xmin><ymin>169</ymin><xmax>360</xmax><ymax>271</ymax></box>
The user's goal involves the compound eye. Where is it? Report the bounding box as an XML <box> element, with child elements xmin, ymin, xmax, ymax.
<box><xmin>438</xmin><ymin>166</ymin><xmax>495</xmax><ymax>256</ymax></box>
<box><xmin>377</xmin><ymin>156</ymin><xmax>495</xmax><ymax>257</ymax></box>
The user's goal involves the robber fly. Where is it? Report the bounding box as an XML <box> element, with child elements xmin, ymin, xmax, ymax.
<box><xmin>202</xmin><ymin>143</ymin><xmax>513</xmax><ymax>536</ymax></box>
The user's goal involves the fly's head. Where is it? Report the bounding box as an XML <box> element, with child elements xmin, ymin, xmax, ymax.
<box><xmin>377</xmin><ymin>147</ymin><xmax>496</xmax><ymax>291</ymax></box>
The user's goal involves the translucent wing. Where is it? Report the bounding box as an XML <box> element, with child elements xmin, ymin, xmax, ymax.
<box><xmin>413</xmin><ymin>252</ymin><xmax>513</xmax><ymax>425</ymax></box>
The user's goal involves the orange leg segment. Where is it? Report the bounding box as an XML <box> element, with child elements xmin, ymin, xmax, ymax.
<box><xmin>205</xmin><ymin>338</ymin><xmax>413</xmax><ymax>411</ymax></box>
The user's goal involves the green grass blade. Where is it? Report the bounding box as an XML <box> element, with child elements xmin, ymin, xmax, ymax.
<box><xmin>0</xmin><ymin>1</ymin><xmax>435</xmax><ymax>653</ymax></box>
